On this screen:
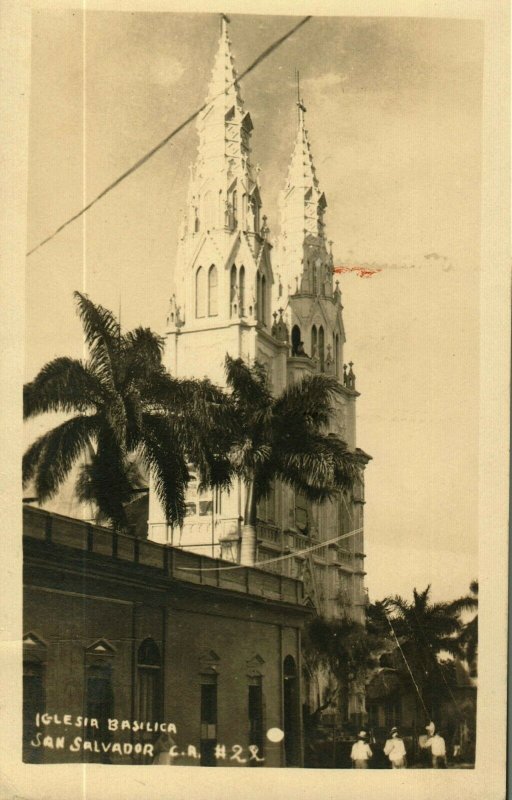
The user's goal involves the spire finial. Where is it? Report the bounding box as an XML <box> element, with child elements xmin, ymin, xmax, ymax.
<box><xmin>295</xmin><ymin>68</ymin><xmax>307</xmax><ymax>122</ymax></box>
<box><xmin>220</xmin><ymin>13</ymin><xmax>230</xmax><ymax>35</ymax></box>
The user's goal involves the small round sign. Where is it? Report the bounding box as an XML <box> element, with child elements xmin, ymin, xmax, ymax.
<box><xmin>266</xmin><ymin>727</ymin><xmax>285</xmax><ymax>743</ymax></box>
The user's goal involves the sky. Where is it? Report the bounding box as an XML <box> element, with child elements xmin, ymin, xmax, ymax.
<box><xmin>25</xmin><ymin>10</ymin><xmax>484</xmax><ymax>603</ymax></box>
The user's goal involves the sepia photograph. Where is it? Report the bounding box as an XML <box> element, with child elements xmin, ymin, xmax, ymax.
<box><xmin>1</xmin><ymin>1</ymin><xmax>508</xmax><ymax>798</ymax></box>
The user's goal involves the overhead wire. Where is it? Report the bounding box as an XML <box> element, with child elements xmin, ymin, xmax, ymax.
<box><xmin>175</xmin><ymin>525</ymin><xmax>363</xmax><ymax>572</ymax></box>
<box><xmin>26</xmin><ymin>15</ymin><xmax>312</xmax><ymax>258</ymax></box>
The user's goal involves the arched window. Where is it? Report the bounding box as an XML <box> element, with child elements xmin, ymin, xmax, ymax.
<box><xmin>196</xmin><ymin>266</ymin><xmax>206</xmax><ymax>318</ymax></box>
<box><xmin>251</xmin><ymin>195</ymin><xmax>259</xmax><ymax>233</ymax></box>
<box><xmin>239</xmin><ymin>266</ymin><xmax>245</xmax><ymax>316</ymax></box>
<box><xmin>256</xmin><ymin>273</ymin><xmax>261</xmax><ymax>321</ymax></box>
<box><xmin>137</xmin><ymin>639</ymin><xmax>162</xmax><ymax>725</ymax></box>
<box><xmin>311</xmin><ymin>325</ymin><xmax>318</xmax><ymax>359</ymax></box>
<box><xmin>230</xmin><ymin>265</ymin><xmax>237</xmax><ymax>317</ymax></box>
<box><xmin>319</xmin><ymin>326</ymin><xmax>325</xmax><ymax>372</ymax></box>
<box><xmin>261</xmin><ymin>275</ymin><xmax>267</xmax><ymax>325</ymax></box>
<box><xmin>208</xmin><ymin>265</ymin><xmax>218</xmax><ymax>317</ymax></box>
<box><xmin>335</xmin><ymin>334</ymin><xmax>340</xmax><ymax>377</ymax></box>
<box><xmin>291</xmin><ymin>325</ymin><xmax>301</xmax><ymax>356</ymax></box>
<box><xmin>232</xmin><ymin>190</ymin><xmax>238</xmax><ymax>227</ymax></box>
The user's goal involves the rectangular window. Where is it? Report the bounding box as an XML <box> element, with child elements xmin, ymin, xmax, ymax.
<box><xmin>248</xmin><ymin>677</ymin><xmax>264</xmax><ymax>766</ymax></box>
<box><xmin>199</xmin><ymin>500</ymin><xmax>213</xmax><ymax>516</ymax></box>
<box><xmin>85</xmin><ymin>664</ymin><xmax>113</xmax><ymax>763</ymax></box>
<box><xmin>200</xmin><ymin>677</ymin><xmax>217</xmax><ymax>767</ymax></box>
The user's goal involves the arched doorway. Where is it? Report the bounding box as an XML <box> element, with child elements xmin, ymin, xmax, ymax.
<box><xmin>283</xmin><ymin>655</ymin><xmax>300</xmax><ymax>766</ymax></box>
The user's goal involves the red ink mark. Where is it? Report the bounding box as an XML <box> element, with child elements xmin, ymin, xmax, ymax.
<box><xmin>332</xmin><ymin>266</ymin><xmax>382</xmax><ymax>278</ymax></box>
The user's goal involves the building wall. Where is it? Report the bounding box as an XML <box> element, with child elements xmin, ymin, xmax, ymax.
<box><xmin>23</xmin><ymin>508</ymin><xmax>308</xmax><ymax>767</ymax></box>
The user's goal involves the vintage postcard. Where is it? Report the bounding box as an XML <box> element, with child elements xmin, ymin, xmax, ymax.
<box><xmin>0</xmin><ymin>0</ymin><xmax>509</xmax><ymax>798</ymax></box>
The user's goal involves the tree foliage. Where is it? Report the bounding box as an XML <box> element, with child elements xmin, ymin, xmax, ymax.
<box><xmin>23</xmin><ymin>292</ymin><xmax>234</xmax><ymax>530</ymax></box>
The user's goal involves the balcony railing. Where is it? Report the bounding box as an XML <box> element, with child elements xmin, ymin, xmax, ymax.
<box><xmin>23</xmin><ymin>506</ymin><xmax>304</xmax><ymax>607</ymax></box>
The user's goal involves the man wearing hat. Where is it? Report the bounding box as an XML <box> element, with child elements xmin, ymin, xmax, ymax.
<box><xmin>350</xmin><ymin>730</ymin><xmax>373</xmax><ymax>768</ymax></box>
<box><xmin>383</xmin><ymin>726</ymin><xmax>407</xmax><ymax>768</ymax></box>
<box><xmin>423</xmin><ymin>724</ymin><xmax>447</xmax><ymax>768</ymax></box>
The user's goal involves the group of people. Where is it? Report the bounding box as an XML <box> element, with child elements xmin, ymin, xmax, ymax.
<box><xmin>350</xmin><ymin>722</ymin><xmax>447</xmax><ymax>769</ymax></box>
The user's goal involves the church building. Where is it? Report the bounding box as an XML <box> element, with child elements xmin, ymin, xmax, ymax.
<box><xmin>147</xmin><ymin>17</ymin><xmax>371</xmax><ymax>723</ymax></box>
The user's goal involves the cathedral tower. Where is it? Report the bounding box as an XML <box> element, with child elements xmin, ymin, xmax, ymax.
<box><xmin>148</xmin><ymin>16</ymin><xmax>288</xmax><ymax>548</ymax></box>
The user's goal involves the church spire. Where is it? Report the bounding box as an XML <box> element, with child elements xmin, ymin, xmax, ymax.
<box><xmin>183</xmin><ymin>13</ymin><xmax>260</xmax><ymax>238</ymax></box>
<box><xmin>274</xmin><ymin>90</ymin><xmax>330</xmax><ymax>312</ymax></box>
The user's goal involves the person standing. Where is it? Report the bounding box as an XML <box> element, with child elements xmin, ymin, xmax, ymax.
<box><xmin>350</xmin><ymin>731</ymin><xmax>373</xmax><ymax>768</ymax></box>
<box><xmin>423</xmin><ymin>725</ymin><xmax>447</xmax><ymax>768</ymax></box>
<box><xmin>152</xmin><ymin>732</ymin><xmax>177</xmax><ymax>765</ymax></box>
<box><xmin>383</xmin><ymin>726</ymin><xmax>407</xmax><ymax>768</ymax></box>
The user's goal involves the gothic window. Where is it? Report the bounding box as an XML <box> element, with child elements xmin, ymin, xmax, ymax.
<box><xmin>196</xmin><ymin>266</ymin><xmax>206</xmax><ymax>318</ymax></box>
<box><xmin>250</xmin><ymin>195</ymin><xmax>259</xmax><ymax>233</ymax></box>
<box><xmin>239</xmin><ymin>266</ymin><xmax>245</xmax><ymax>316</ymax></box>
<box><xmin>208</xmin><ymin>265</ymin><xmax>218</xmax><ymax>317</ymax></box>
<box><xmin>232</xmin><ymin>190</ymin><xmax>238</xmax><ymax>227</ymax></box>
<box><xmin>261</xmin><ymin>275</ymin><xmax>267</xmax><ymax>326</ymax></box>
<box><xmin>312</xmin><ymin>264</ymin><xmax>317</xmax><ymax>294</ymax></box>
<box><xmin>230</xmin><ymin>265</ymin><xmax>237</xmax><ymax>317</ymax></box>
<box><xmin>319</xmin><ymin>326</ymin><xmax>325</xmax><ymax>372</ymax></box>
<box><xmin>256</xmin><ymin>272</ymin><xmax>261</xmax><ymax>321</ymax></box>
<box><xmin>194</xmin><ymin>207</ymin><xmax>200</xmax><ymax>233</ymax></box>
<box><xmin>311</xmin><ymin>325</ymin><xmax>318</xmax><ymax>360</ymax></box>
<box><xmin>291</xmin><ymin>325</ymin><xmax>301</xmax><ymax>356</ymax></box>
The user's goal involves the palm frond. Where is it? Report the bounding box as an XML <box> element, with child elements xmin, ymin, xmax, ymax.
<box><xmin>139</xmin><ymin>413</ymin><xmax>189</xmax><ymax>527</ymax></box>
<box><xmin>23</xmin><ymin>415</ymin><xmax>100</xmax><ymax>500</ymax></box>
<box><xmin>75</xmin><ymin>443</ymin><xmax>132</xmax><ymax>529</ymax></box>
<box><xmin>122</xmin><ymin>327</ymin><xmax>165</xmax><ymax>385</ymax></box>
<box><xmin>224</xmin><ymin>355</ymin><xmax>272</xmax><ymax>412</ymax></box>
<box><xmin>273</xmin><ymin>373</ymin><xmax>340</xmax><ymax>430</ymax></box>
<box><xmin>24</xmin><ymin>358</ymin><xmax>102</xmax><ymax>419</ymax></box>
<box><xmin>74</xmin><ymin>292</ymin><xmax>120</xmax><ymax>386</ymax></box>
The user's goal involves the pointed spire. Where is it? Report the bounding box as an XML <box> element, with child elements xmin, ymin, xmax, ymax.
<box><xmin>183</xmin><ymin>14</ymin><xmax>261</xmax><ymax>237</ymax></box>
<box><xmin>206</xmin><ymin>13</ymin><xmax>244</xmax><ymax>111</ymax></box>
<box><xmin>273</xmin><ymin>86</ymin><xmax>330</xmax><ymax>313</ymax></box>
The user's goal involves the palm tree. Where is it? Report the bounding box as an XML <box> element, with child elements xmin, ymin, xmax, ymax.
<box><xmin>449</xmin><ymin>580</ymin><xmax>478</xmax><ymax>674</ymax></box>
<box><xmin>23</xmin><ymin>292</ymin><xmax>234</xmax><ymax>531</ymax></box>
<box><xmin>303</xmin><ymin>615</ymin><xmax>382</xmax><ymax>727</ymax></box>
<box><xmin>384</xmin><ymin>586</ymin><xmax>463</xmax><ymax>718</ymax></box>
<box><xmin>224</xmin><ymin>355</ymin><xmax>359</xmax><ymax>566</ymax></box>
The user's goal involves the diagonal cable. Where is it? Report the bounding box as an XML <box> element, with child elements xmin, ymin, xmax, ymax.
<box><xmin>27</xmin><ymin>15</ymin><xmax>312</xmax><ymax>257</ymax></box>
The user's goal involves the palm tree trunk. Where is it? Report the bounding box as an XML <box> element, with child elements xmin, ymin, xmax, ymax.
<box><xmin>240</xmin><ymin>478</ymin><xmax>258</xmax><ymax>566</ymax></box>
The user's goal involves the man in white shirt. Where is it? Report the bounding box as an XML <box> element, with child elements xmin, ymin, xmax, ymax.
<box><xmin>424</xmin><ymin>724</ymin><xmax>447</xmax><ymax>768</ymax></box>
<box><xmin>383</xmin><ymin>726</ymin><xmax>407</xmax><ymax>768</ymax></box>
<box><xmin>350</xmin><ymin>731</ymin><xmax>373</xmax><ymax>768</ymax></box>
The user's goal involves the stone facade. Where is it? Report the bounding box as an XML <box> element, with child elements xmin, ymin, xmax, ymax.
<box><xmin>23</xmin><ymin>505</ymin><xmax>309</xmax><ymax>766</ymax></box>
<box><xmin>146</xmin><ymin>17</ymin><xmax>371</xmax><ymax>723</ymax></box>
<box><xmin>148</xmin><ymin>17</ymin><xmax>370</xmax><ymax>627</ymax></box>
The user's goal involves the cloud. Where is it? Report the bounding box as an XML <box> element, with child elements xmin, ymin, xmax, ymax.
<box><xmin>149</xmin><ymin>53</ymin><xmax>186</xmax><ymax>87</ymax></box>
<box><xmin>299</xmin><ymin>71</ymin><xmax>348</xmax><ymax>94</ymax></box>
